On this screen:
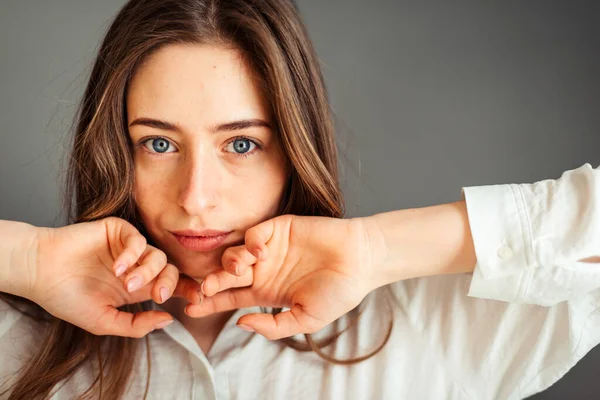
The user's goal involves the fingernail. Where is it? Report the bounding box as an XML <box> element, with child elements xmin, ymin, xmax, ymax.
<box><xmin>232</xmin><ymin>262</ymin><xmax>240</xmax><ymax>275</ymax></box>
<box><xmin>126</xmin><ymin>276</ymin><xmax>143</xmax><ymax>292</ymax></box>
<box><xmin>200</xmin><ymin>280</ymin><xmax>206</xmax><ymax>295</ymax></box>
<box><xmin>197</xmin><ymin>289</ymin><xmax>204</xmax><ymax>306</ymax></box>
<box><xmin>237</xmin><ymin>324</ymin><xmax>255</xmax><ymax>333</ymax></box>
<box><xmin>115</xmin><ymin>264</ymin><xmax>127</xmax><ymax>277</ymax></box>
<box><xmin>160</xmin><ymin>287</ymin><xmax>170</xmax><ymax>302</ymax></box>
<box><xmin>154</xmin><ymin>320</ymin><xmax>174</xmax><ymax>330</ymax></box>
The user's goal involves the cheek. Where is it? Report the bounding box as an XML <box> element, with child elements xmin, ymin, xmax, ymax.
<box><xmin>228</xmin><ymin>157</ymin><xmax>288</xmax><ymax>219</ymax></box>
<box><xmin>133</xmin><ymin>164</ymin><xmax>173</xmax><ymax>220</ymax></box>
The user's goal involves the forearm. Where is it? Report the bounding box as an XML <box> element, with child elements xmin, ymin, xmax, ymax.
<box><xmin>364</xmin><ymin>200</ymin><xmax>477</xmax><ymax>287</ymax></box>
<box><xmin>0</xmin><ymin>219</ymin><xmax>39</xmax><ymax>298</ymax></box>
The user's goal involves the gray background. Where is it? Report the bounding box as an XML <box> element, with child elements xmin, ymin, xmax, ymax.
<box><xmin>1</xmin><ymin>0</ymin><xmax>599</xmax><ymax>398</ymax></box>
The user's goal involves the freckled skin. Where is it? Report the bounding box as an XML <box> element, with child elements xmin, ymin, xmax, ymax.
<box><xmin>126</xmin><ymin>43</ymin><xmax>289</xmax><ymax>282</ymax></box>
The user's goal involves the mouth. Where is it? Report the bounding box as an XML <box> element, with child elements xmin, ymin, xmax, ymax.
<box><xmin>171</xmin><ymin>230</ymin><xmax>232</xmax><ymax>252</ymax></box>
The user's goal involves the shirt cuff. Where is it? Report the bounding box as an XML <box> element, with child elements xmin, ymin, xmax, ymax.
<box><xmin>461</xmin><ymin>183</ymin><xmax>535</xmax><ymax>303</ymax></box>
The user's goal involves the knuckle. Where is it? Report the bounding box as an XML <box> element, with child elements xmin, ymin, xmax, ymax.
<box><xmin>223</xmin><ymin>247</ymin><xmax>240</xmax><ymax>263</ymax></box>
<box><xmin>244</xmin><ymin>228</ymin><xmax>255</xmax><ymax>242</ymax></box>
<box><xmin>148</xmin><ymin>249</ymin><xmax>167</xmax><ymax>268</ymax></box>
<box><xmin>157</xmin><ymin>251</ymin><xmax>168</xmax><ymax>265</ymax></box>
<box><xmin>227</xmin><ymin>290</ymin><xmax>237</xmax><ymax>305</ymax></box>
<box><xmin>147</xmin><ymin>244</ymin><xmax>163</xmax><ymax>257</ymax></box>
<box><xmin>133</xmin><ymin>330</ymin><xmax>146</xmax><ymax>339</ymax></box>
<box><xmin>165</xmin><ymin>263</ymin><xmax>179</xmax><ymax>276</ymax></box>
<box><xmin>279</xmin><ymin>214</ymin><xmax>293</xmax><ymax>223</ymax></box>
<box><xmin>275</xmin><ymin>214</ymin><xmax>293</xmax><ymax>229</ymax></box>
<box><xmin>106</xmin><ymin>216</ymin><xmax>123</xmax><ymax>225</ymax></box>
<box><xmin>134</xmin><ymin>268</ymin><xmax>151</xmax><ymax>282</ymax></box>
<box><xmin>185</xmin><ymin>306</ymin><xmax>199</xmax><ymax>318</ymax></box>
<box><xmin>136</xmin><ymin>235</ymin><xmax>147</xmax><ymax>248</ymax></box>
<box><xmin>241</xmin><ymin>251</ymin><xmax>255</xmax><ymax>264</ymax></box>
<box><xmin>216</xmin><ymin>272</ymin><xmax>228</xmax><ymax>289</ymax></box>
<box><xmin>221</xmin><ymin>250</ymin><xmax>232</xmax><ymax>264</ymax></box>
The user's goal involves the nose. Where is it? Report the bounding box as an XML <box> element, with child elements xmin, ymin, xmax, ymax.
<box><xmin>177</xmin><ymin>153</ymin><xmax>220</xmax><ymax>215</ymax></box>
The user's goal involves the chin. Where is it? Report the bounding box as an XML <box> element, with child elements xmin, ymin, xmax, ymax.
<box><xmin>163</xmin><ymin>235</ymin><xmax>240</xmax><ymax>278</ymax></box>
<box><xmin>177</xmin><ymin>259</ymin><xmax>223</xmax><ymax>282</ymax></box>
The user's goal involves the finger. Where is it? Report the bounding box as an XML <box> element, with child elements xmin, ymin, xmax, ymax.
<box><xmin>112</xmin><ymin>224</ymin><xmax>147</xmax><ymax>278</ymax></box>
<box><xmin>236</xmin><ymin>306</ymin><xmax>309</xmax><ymax>340</ymax></box>
<box><xmin>221</xmin><ymin>245</ymin><xmax>257</xmax><ymax>276</ymax></box>
<box><xmin>202</xmin><ymin>267</ymin><xmax>254</xmax><ymax>297</ymax></box>
<box><xmin>172</xmin><ymin>274</ymin><xmax>204</xmax><ymax>305</ymax></box>
<box><xmin>185</xmin><ymin>288</ymin><xmax>256</xmax><ymax>318</ymax></box>
<box><xmin>123</xmin><ymin>246</ymin><xmax>168</xmax><ymax>293</ymax></box>
<box><xmin>151</xmin><ymin>263</ymin><xmax>179</xmax><ymax>304</ymax></box>
<box><xmin>245</xmin><ymin>218</ymin><xmax>277</xmax><ymax>261</ymax></box>
<box><xmin>95</xmin><ymin>307</ymin><xmax>174</xmax><ymax>338</ymax></box>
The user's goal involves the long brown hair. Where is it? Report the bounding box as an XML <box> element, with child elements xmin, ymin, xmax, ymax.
<box><xmin>0</xmin><ymin>0</ymin><xmax>392</xmax><ymax>398</ymax></box>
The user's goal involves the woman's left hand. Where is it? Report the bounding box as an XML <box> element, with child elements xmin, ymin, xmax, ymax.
<box><xmin>185</xmin><ymin>215</ymin><xmax>387</xmax><ymax>340</ymax></box>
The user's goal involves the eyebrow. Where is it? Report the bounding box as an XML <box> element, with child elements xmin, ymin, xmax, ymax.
<box><xmin>128</xmin><ymin>117</ymin><xmax>272</xmax><ymax>134</ymax></box>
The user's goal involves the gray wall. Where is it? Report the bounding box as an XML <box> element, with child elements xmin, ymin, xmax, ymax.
<box><xmin>1</xmin><ymin>1</ymin><xmax>599</xmax><ymax>398</ymax></box>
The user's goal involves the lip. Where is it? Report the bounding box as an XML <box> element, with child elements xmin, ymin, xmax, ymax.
<box><xmin>171</xmin><ymin>229</ymin><xmax>232</xmax><ymax>252</ymax></box>
<box><xmin>172</xmin><ymin>229</ymin><xmax>231</xmax><ymax>237</ymax></box>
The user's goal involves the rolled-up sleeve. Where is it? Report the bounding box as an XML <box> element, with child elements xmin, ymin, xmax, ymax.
<box><xmin>462</xmin><ymin>163</ymin><xmax>600</xmax><ymax>306</ymax></box>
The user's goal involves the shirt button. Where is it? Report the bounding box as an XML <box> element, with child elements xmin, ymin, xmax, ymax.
<box><xmin>498</xmin><ymin>245</ymin><xmax>513</xmax><ymax>260</ymax></box>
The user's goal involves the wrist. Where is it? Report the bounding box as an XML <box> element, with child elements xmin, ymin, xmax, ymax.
<box><xmin>355</xmin><ymin>216</ymin><xmax>389</xmax><ymax>290</ymax></box>
<box><xmin>362</xmin><ymin>201</ymin><xmax>477</xmax><ymax>288</ymax></box>
<box><xmin>0</xmin><ymin>220</ymin><xmax>42</xmax><ymax>299</ymax></box>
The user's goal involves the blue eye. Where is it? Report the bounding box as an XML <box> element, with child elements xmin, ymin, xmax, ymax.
<box><xmin>226</xmin><ymin>138</ymin><xmax>257</xmax><ymax>155</ymax></box>
<box><xmin>138</xmin><ymin>136</ymin><xmax>260</xmax><ymax>158</ymax></box>
<box><xmin>142</xmin><ymin>137</ymin><xmax>175</xmax><ymax>154</ymax></box>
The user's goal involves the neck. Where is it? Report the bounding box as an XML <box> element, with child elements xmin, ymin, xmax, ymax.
<box><xmin>160</xmin><ymin>297</ymin><xmax>237</xmax><ymax>354</ymax></box>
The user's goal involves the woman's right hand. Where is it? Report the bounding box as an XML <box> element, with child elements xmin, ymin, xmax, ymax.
<box><xmin>24</xmin><ymin>217</ymin><xmax>201</xmax><ymax>338</ymax></box>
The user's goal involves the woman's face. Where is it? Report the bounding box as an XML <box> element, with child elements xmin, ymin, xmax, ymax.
<box><xmin>126</xmin><ymin>44</ymin><xmax>288</xmax><ymax>281</ymax></box>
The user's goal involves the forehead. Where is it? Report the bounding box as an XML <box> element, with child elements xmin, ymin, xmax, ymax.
<box><xmin>126</xmin><ymin>44</ymin><xmax>269</xmax><ymax>127</ymax></box>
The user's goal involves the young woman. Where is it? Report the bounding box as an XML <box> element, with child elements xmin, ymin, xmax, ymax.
<box><xmin>1</xmin><ymin>0</ymin><xmax>599</xmax><ymax>399</ymax></box>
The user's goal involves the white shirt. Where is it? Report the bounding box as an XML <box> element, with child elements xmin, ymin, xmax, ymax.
<box><xmin>1</xmin><ymin>163</ymin><xmax>599</xmax><ymax>400</ymax></box>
